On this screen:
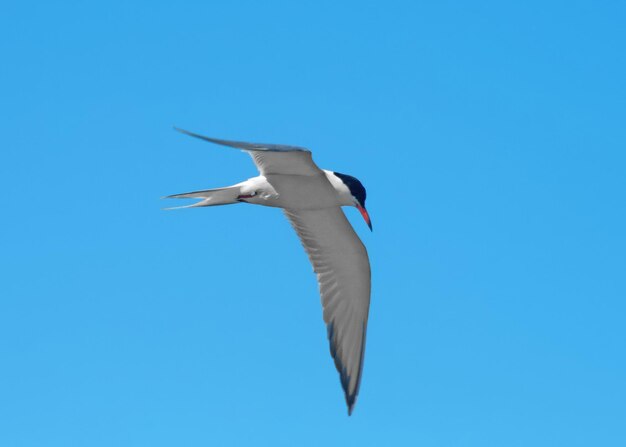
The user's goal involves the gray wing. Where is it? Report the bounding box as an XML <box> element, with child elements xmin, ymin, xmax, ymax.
<box><xmin>174</xmin><ymin>127</ymin><xmax>321</xmax><ymax>176</ymax></box>
<box><xmin>283</xmin><ymin>207</ymin><xmax>371</xmax><ymax>415</ymax></box>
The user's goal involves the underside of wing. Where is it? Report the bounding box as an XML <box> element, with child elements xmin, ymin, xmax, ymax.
<box><xmin>283</xmin><ymin>207</ymin><xmax>371</xmax><ymax>415</ymax></box>
<box><xmin>174</xmin><ymin>127</ymin><xmax>321</xmax><ymax>176</ymax></box>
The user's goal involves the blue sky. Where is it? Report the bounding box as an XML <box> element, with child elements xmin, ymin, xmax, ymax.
<box><xmin>1</xmin><ymin>1</ymin><xmax>625</xmax><ymax>445</ymax></box>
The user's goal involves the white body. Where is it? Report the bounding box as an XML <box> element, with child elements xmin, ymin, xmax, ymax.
<box><xmin>236</xmin><ymin>170</ymin><xmax>354</xmax><ymax>209</ymax></box>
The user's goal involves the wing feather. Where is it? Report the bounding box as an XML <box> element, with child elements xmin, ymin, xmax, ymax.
<box><xmin>283</xmin><ymin>207</ymin><xmax>371</xmax><ymax>414</ymax></box>
<box><xmin>174</xmin><ymin>127</ymin><xmax>320</xmax><ymax>176</ymax></box>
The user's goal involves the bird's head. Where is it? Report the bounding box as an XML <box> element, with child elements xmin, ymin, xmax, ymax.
<box><xmin>333</xmin><ymin>172</ymin><xmax>372</xmax><ymax>231</ymax></box>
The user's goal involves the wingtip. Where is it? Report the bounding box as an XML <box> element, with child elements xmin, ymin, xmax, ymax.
<box><xmin>347</xmin><ymin>401</ymin><xmax>355</xmax><ymax>416</ymax></box>
<box><xmin>172</xmin><ymin>127</ymin><xmax>309</xmax><ymax>152</ymax></box>
<box><xmin>346</xmin><ymin>390</ymin><xmax>358</xmax><ymax>416</ymax></box>
<box><xmin>172</xmin><ymin>126</ymin><xmax>229</xmax><ymax>147</ymax></box>
<box><xmin>173</xmin><ymin>126</ymin><xmax>192</xmax><ymax>136</ymax></box>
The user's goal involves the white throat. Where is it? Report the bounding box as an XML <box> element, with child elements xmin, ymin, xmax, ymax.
<box><xmin>324</xmin><ymin>170</ymin><xmax>356</xmax><ymax>206</ymax></box>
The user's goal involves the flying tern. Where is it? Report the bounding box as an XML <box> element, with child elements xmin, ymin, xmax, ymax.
<box><xmin>166</xmin><ymin>128</ymin><xmax>372</xmax><ymax>414</ymax></box>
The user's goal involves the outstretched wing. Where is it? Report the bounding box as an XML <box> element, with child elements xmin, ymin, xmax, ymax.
<box><xmin>174</xmin><ymin>127</ymin><xmax>321</xmax><ymax>176</ymax></box>
<box><xmin>283</xmin><ymin>207</ymin><xmax>371</xmax><ymax>415</ymax></box>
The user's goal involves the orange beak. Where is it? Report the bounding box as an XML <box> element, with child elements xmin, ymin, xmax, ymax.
<box><xmin>357</xmin><ymin>204</ymin><xmax>373</xmax><ymax>231</ymax></box>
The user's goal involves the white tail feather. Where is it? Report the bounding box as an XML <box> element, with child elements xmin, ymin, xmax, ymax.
<box><xmin>163</xmin><ymin>185</ymin><xmax>242</xmax><ymax>209</ymax></box>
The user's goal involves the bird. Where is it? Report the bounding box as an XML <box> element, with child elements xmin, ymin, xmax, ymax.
<box><xmin>165</xmin><ymin>128</ymin><xmax>372</xmax><ymax>415</ymax></box>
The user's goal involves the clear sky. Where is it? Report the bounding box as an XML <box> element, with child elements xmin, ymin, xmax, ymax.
<box><xmin>1</xmin><ymin>1</ymin><xmax>625</xmax><ymax>446</ymax></box>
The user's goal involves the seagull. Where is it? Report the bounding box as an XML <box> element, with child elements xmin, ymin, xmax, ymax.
<box><xmin>165</xmin><ymin>128</ymin><xmax>372</xmax><ymax>415</ymax></box>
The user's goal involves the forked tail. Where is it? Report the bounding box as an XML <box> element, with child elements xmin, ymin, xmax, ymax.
<box><xmin>163</xmin><ymin>185</ymin><xmax>242</xmax><ymax>209</ymax></box>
